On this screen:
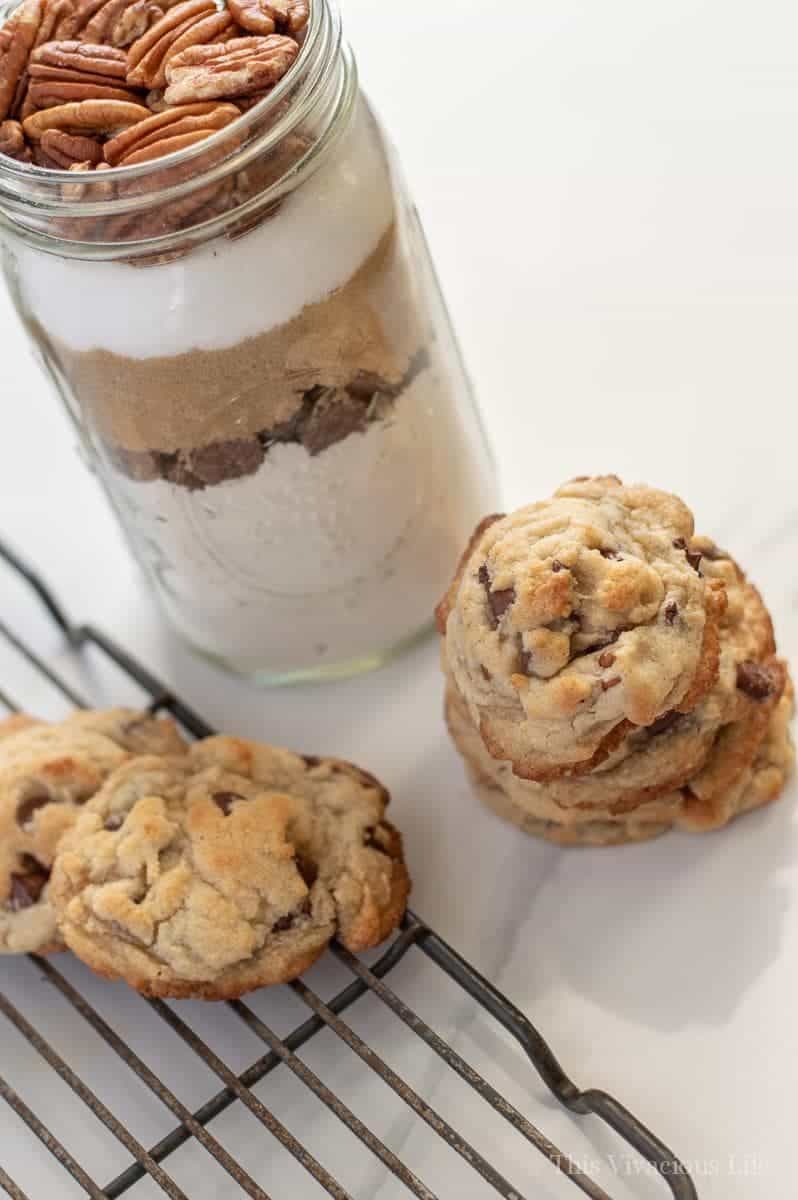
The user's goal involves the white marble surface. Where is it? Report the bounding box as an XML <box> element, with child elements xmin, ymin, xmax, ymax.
<box><xmin>2</xmin><ymin>1</ymin><xmax>798</xmax><ymax>1197</ymax></box>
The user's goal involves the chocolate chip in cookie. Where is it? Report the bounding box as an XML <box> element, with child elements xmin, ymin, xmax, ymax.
<box><xmin>737</xmin><ymin>661</ymin><xmax>777</xmax><ymax>701</ymax></box>
<box><xmin>15</xmin><ymin>785</ymin><xmax>53</xmax><ymax>830</ymax></box>
<box><xmin>213</xmin><ymin>790</ymin><xmax>247</xmax><ymax>815</ymax></box>
<box><xmin>478</xmin><ymin>564</ymin><xmax>515</xmax><ymax>628</ymax></box>
<box><xmin>294</xmin><ymin>854</ymin><xmax>318</xmax><ymax>887</ymax></box>
<box><xmin>673</xmin><ymin>537</ymin><xmax>702</xmax><ymax>574</ymax></box>
<box><xmin>273</xmin><ymin>896</ymin><xmax>312</xmax><ymax>933</ymax></box>
<box><xmin>8</xmin><ymin>857</ymin><xmax>50</xmax><ymax>911</ymax></box>
<box><xmin>647</xmin><ymin>710</ymin><xmax>682</xmax><ymax>736</ymax></box>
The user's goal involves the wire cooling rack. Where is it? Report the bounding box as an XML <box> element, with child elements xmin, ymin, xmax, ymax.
<box><xmin>0</xmin><ymin>535</ymin><xmax>699</xmax><ymax>1200</ymax></box>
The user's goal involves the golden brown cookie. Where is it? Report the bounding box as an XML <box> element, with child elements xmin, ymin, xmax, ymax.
<box><xmin>51</xmin><ymin>742</ymin><xmax>409</xmax><ymax>997</ymax></box>
<box><xmin>438</xmin><ymin>477</ymin><xmax>722</xmax><ymax>782</ymax></box>
<box><xmin>0</xmin><ymin>725</ymin><xmax>130</xmax><ymax>954</ymax></box>
<box><xmin>0</xmin><ymin>710</ymin><xmax>187</xmax><ymax>955</ymax></box>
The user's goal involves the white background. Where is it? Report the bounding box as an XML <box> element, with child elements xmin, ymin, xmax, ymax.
<box><xmin>1</xmin><ymin>2</ymin><xmax>798</xmax><ymax>1197</ymax></box>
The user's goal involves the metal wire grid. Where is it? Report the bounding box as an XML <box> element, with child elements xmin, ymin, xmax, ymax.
<box><xmin>0</xmin><ymin>535</ymin><xmax>699</xmax><ymax>1200</ymax></box>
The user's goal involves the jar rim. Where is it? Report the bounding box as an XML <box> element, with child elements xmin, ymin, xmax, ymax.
<box><xmin>0</xmin><ymin>0</ymin><xmax>356</xmax><ymax>255</ymax></box>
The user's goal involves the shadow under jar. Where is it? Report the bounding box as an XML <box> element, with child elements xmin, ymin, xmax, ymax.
<box><xmin>0</xmin><ymin>0</ymin><xmax>498</xmax><ymax>684</ymax></box>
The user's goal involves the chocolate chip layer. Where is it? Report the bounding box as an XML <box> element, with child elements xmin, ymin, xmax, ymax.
<box><xmin>104</xmin><ymin>348</ymin><xmax>429</xmax><ymax>489</ymax></box>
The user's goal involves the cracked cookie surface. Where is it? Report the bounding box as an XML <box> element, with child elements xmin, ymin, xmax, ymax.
<box><xmin>51</xmin><ymin>742</ymin><xmax>409</xmax><ymax>997</ymax></box>
<box><xmin>438</xmin><ymin>477</ymin><xmax>721</xmax><ymax>781</ymax></box>
<box><xmin>0</xmin><ymin>710</ymin><xmax>186</xmax><ymax>954</ymax></box>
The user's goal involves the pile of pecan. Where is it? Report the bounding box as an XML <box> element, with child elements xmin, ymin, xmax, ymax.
<box><xmin>0</xmin><ymin>0</ymin><xmax>308</xmax><ymax>170</ymax></box>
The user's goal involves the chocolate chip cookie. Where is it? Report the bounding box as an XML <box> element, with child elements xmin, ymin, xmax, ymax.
<box><xmin>0</xmin><ymin>710</ymin><xmax>186</xmax><ymax>955</ymax></box>
<box><xmin>446</xmin><ymin>545</ymin><xmax>783</xmax><ymax>818</ymax></box>
<box><xmin>50</xmin><ymin>743</ymin><xmax>409</xmax><ymax>998</ymax></box>
<box><xmin>438</xmin><ymin>477</ymin><xmax>723</xmax><ymax>782</ymax></box>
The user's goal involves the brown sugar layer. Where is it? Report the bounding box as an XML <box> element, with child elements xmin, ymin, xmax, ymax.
<box><xmin>103</xmin><ymin>346</ymin><xmax>430</xmax><ymax>490</ymax></box>
<box><xmin>42</xmin><ymin>223</ymin><xmax>425</xmax><ymax>454</ymax></box>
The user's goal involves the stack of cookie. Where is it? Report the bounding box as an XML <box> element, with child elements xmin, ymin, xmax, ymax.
<box><xmin>437</xmin><ymin>476</ymin><xmax>793</xmax><ymax>845</ymax></box>
<box><xmin>0</xmin><ymin>709</ymin><xmax>409</xmax><ymax>997</ymax></box>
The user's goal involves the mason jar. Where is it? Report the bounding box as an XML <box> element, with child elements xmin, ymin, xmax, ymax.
<box><xmin>0</xmin><ymin>0</ymin><xmax>498</xmax><ymax>683</ymax></box>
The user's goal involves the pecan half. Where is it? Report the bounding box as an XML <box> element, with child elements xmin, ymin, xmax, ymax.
<box><xmin>121</xmin><ymin>124</ymin><xmax>211</xmax><ymax>160</ymax></box>
<box><xmin>0</xmin><ymin>117</ymin><xmax>29</xmax><ymax>157</ymax></box>
<box><xmin>41</xmin><ymin>125</ymin><xmax>102</xmax><ymax>164</ymax></box>
<box><xmin>74</xmin><ymin>154</ymin><xmax>113</xmax><ymax>192</ymax></box>
<box><xmin>60</xmin><ymin>156</ymin><xmax>94</xmax><ymax>199</ymax></box>
<box><xmin>28</xmin><ymin>79</ymin><xmax>140</xmax><ymax>105</ymax></box>
<box><xmin>0</xmin><ymin>0</ymin><xmax>43</xmax><ymax>121</ymax></box>
<box><xmin>102</xmin><ymin>172</ymin><xmax>228</xmax><ymax>240</ymax></box>
<box><xmin>286</xmin><ymin>0</ymin><xmax>308</xmax><ymax>34</ymax></box>
<box><xmin>0</xmin><ymin>115</ymin><xmax>31</xmax><ymax>158</ymax></box>
<box><xmin>9</xmin><ymin>66</ymin><xmax>30</xmax><ymax>118</ymax></box>
<box><xmin>126</xmin><ymin>0</ymin><xmax>216</xmax><ymax>87</ymax></box>
<box><xmin>226</xmin><ymin>0</ymin><xmax>288</xmax><ymax>37</ymax></box>
<box><xmin>69</xmin><ymin>0</ymin><xmax>113</xmax><ymax>36</ymax></box>
<box><xmin>27</xmin><ymin>40</ymin><xmax>139</xmax><ymax>103</ymax></box>
<box><xmin>30</xmin><ymin>61</ymin><xmax>126</xmax><ymax>78</ymax></box>
<box><xmin>152</xmin><ymin>7</ymin><xmax>233</xmax><ymax>85</ymax></box>
<box><xmin>31</xmin><ymin>140</ymin><xmax>58</xmax><ymax>164</ymax></box>
<box><xmin>23</xmin><ymin>97</ymin><xmax>149</xmax><ymax>137</ymax></box>
<box><xmin>211</xmin><ymin>24</ymin><xmax>242</xmax><ymax>44</ymax></box>
<box><xmin>110</xmin><ymin>0</ymin><xmax>163</xmax><ymax>47</ymax></box>
<box><xmin>80</xmin><ymin>0</ymin><xmax>161</xmax><ymax>44</ymax></box>
<box><xmin>104</xmin><ymin>98</ymin><xmax>238</xmax><ymax>162</ymax></box>
<box><xmin>164</xmin><ymin>34</ymin><xmax>298</xmax><ymax>104</ymax></box>
<box><xmin>31</xmin><ymin>39</ymin><xmax>128</xmax><ymax>78</ymax></box>
<box><xmin>35</xmin><ymin>0</ymin><xmax>78</xmax><ymax>46</ymax></box>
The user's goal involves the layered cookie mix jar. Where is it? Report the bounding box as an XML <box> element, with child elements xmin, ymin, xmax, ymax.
<box><xmin>0</xmin><ymin>0</ymin><xmax>497</xmax><ymax>681</ymax></box>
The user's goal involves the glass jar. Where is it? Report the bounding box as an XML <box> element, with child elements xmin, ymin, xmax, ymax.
<box><xmin>0</xmin><ymin>0</ymin><xmax>498</xmax><ymax>683</ymax></box>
